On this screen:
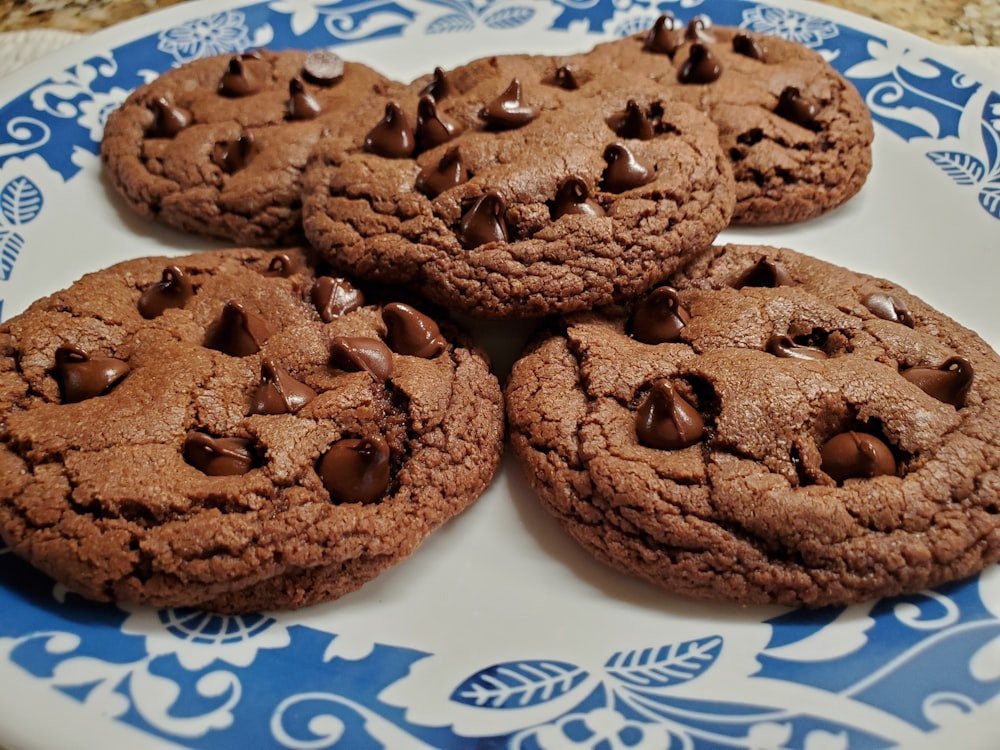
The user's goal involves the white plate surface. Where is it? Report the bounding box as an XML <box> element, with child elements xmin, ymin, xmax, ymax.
<box><xmin>1</xmin><ymin>1</ymin><xmax>999</xmax><ymax>748</ymax></box>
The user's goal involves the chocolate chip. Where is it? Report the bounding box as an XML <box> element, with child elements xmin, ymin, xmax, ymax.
<box><xmin>820</xmin><ymin>431</ymin><xmax>896</xmax><ymax>483</ymax></box>
<box><xmin>643</xmin><ymin>13</ymin><xmax>683</xmax><ymax>56</ymax></box>
<box><xmin>330</xmin><ymin>336</ymin><xmax>394</xmax><ymax>381</ymax></box>
<box><xmin>218</xmin><ymin>57</ymin><xmax>257</xmax><ymax>97</ymax></box>
<box><xmin>732</xmin><ymin>257</ymin><xmax>793</xmax><ymax>288</ymax></box>
<box><xmin>263</xmin><ymin>252</ymin><xmax>301</xmax><ymax>278</ymax></box>
<box><xmin>732</xmin><ymin>32</ymin><xmax>767</xmax><ymax>61</ymax></box>
<box><xmin>601</xmin><ymin>143</ymin><xmax>654</xmax><ymax>193</ymax></box>
<box><xmin>183</xmin><ymin>432</ymin><xmax>256</xmax><ymax>476</ymax></box>
<box><xmin>550</xmin><ymin>176</ymin><xmax>604</xmax><ymax>220</ymax></box>
<box><xmin>630</xmin><ymin>286</ymin><xmax>690</xmax><ymax>344</ymax></box>
<box><xmin>250</xmin><ymin>359</ymin><xmax>317</xmax><ymax>415</ymax></box>
<box><xmin>138</xmin><ymin>265</ymin><xmax>193</xmax><ymax>319</ymax></box>
<box><xmin>901</xmin><ymin>356</ymin><xmax>974</xmax><ymax>407</ymax></box>
<box><xmin>415</xmin><ymin>147</ymin><xmax>468</xmax><ymax>198</ymax></box>
<box><xmin>147</xmin><ymin>97</ymin><xmax>190</xmax><ymax>138</ymax></box>
<box><xmin>53</xmin><ymin>345</ymin><xmax>130</xmax><ymax>403</ymax></box>
<box><xmin>317</xmin><ymin>435</ymin><xmax>390</xmax><ymax>504</ymax></box>
<box><xmin>302</xmin><ymin>49</ymin><xmax>345</xmax><ymax>86</ymax></box>
<box><xmin>635</xmin><ymin>380</ymin><xmax>705</xmax><ymax>450</ymax></box>
<box><xmin>311</xmin><ymin>276</ymin><xmax>364</xmax><ymax>322</ymax></box>
<box><xmin>765</xmin><ymin>334</ymin><xmax>828</xmax><ymax>360</ymax></box>
<box><xmin>458</xmin><ymin>191</ymin><xmax>509</xmax><ymax>249</ymax></box>
<box><xmin>286</xmin><ymin>77</ymin><xmax>321</xmax><ymax>120</ymax></box>
<box><xmin>863</xmin><ymin>293</ymin><xmax>915</xmax><ymax>328</ymax></box>
<box><xmin>212</xmin><ymin>132</ymin><xmax>256</xmax><ymax>174</ymax></box>
<box><xmin>415</xmin><ymin>94</ymin><xmax>457</xmax><ymax>151</ymax></box>
<box><xmin>685</xmin><ymin>15</ymin><xmax>714</xmax><ymax>42</ymax></box>
<box><xmin>420</xmin><ymin>67</ymin><xmax>455</xmax><ymax>101</ymax></box>
<box><xmin>382</xmin><ymin>302</ymin><xmax>447</xmax><ymax>358</ymax></box>
<box><xmin>677</xmin><ymin>43</ymin><xmax>722</xmax><ymax>84</ymax></box>
<box><xmin>609</xmin><ymin>100</ymin><xmax>655</xmax><ymax>141</ymax></box>
<box><xmin>364</xmin><ymin>102</ymin><xmax>415</xmax><ymax>159</ymax></box>
<box><xmin>478</xmin><ymin>79</ymin><xmax>537</xmax><ymax>130</ymax></box>
<box><xmin>775</xmin><ymin>86</ymin><xmax>821</xmax><ymax>131</ymax></box>
<box><xmin>204</xmin><ymin>301</ymin><xmax>272</xmax><ymax>357</ymax></box>
<box><xmin>552</xmin><ymin>65</ymin><xmax>580</xmax><ymax>91</ymax></box>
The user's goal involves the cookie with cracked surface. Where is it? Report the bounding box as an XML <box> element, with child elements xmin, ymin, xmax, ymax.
<box><xmin>302</xmin><ymin>55</ymin><xmax>735</xmax><ymax>318</ymax></box>
<box><xmin>505</xmin><ymin>243</ymin><xmax>1000</xmax><ymax>607</ymax></box>
<box><xmin>582</xmin><ymin>14</ymin><xmax>874</xmax><ymax>224</ymax></box>
<box><xmin>0</xmin><ymin>247</ymin><xmax>504</xmax><ymax>613</ymax></box>
<box><xmin>101</xmin><ymin>49</ymin><xmax>399</xmax><ymax>246</ymax></box>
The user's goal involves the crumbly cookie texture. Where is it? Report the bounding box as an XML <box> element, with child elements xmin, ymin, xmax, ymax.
<box><xmin>0</xmin><ymin>248</ymin><xmax>504</xmax><ymax>613</ymax></box>
<box><xmin>303</xmin><ymin>54</ymin><xmax>735</xmax><ymax>319</ymax></box>
<box><xmin>584</xmin><ymin>15</ymin><xmax>874</xmax><ymax>224</ymax></box>
<box><xmin>101</xmin><ymin>49</ymin><xmax>399</xmax><ymax>246</ymax></box>
<box><xmin>506</xmin><ymin>243</ymin><xmax>1000</xmax><ymax>607</ymax></box>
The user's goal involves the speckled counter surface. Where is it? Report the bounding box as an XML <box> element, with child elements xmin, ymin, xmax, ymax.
<box><xmin>0</xmin><ymin>0</ymin><xmax>997</xmax><ymax>44</ymax></box>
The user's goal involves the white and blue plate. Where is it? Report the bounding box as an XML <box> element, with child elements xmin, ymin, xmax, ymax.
<box><xmin>1</xmin><ymin>1</ymin><xmax>999</xmax><ymax>748</ymax></box>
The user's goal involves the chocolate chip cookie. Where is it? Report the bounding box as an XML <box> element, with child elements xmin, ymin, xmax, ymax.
<box><xmin>101</xmin><ymin>50</ymin><xmax>398</xmax><ymax>246</ymax></box>
<box><xmin>0</xmin><ymin>247</ymin><xmax>504</xmax><ymax>613</ymax></box>
<box><xmin>302</xmin><ymin>55</ymin><xmax>735</xmax><ymax>318</ymax></box>
<box><xmin>505</xmin><ymin>243</ymin><xmax>1000</xmax><ymax>607</ymax></box>
<box><xmin>583</xmin><ymin>14</ymin><xmax>874</xmax><ymax>224</ymax></box>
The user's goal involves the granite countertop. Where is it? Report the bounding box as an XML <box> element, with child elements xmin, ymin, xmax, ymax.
<box><xmin>0</xmin><ymin>0</ymin><xmax>998</xmax><ymax>45</ymax></box>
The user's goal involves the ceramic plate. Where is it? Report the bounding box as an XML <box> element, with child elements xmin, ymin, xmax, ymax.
<box><xmin>1</xmin><ymin>0</ymin><xmax>999</xmax><ymax>748</ymax></box>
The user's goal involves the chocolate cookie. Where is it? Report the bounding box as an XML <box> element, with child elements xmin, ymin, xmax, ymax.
<box><xmin>0</xmin><ymin>247</ymin><xmax>504</xmax><ymax>613</ymax></box>
<box><xmin>302</xmin><ymin>54</ymin><xmax>735</xmax><ymax>318</ymax></box>
<box><xmin>583</xmin><ymin>14</ymin><xmax>874</xmax><ymax>224</ymax></box>
<box><xmin>506</xmin><ymin>243</ymin><xmax>1000</xmax><ymax>607</ymax></box>
<box><xmin>101</xmin><ymin>49</ymin><xmax>398</xmax><ymax>246</ymax></box>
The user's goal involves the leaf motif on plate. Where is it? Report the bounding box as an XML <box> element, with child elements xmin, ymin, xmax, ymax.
<box><xmin>604</xmin><ymin>636</ymin><xmax>723</xmax><ymax>690</ymax></box>
<box><xmin>483</xmin><ymin>6</ymin><xmax>536</xmax><ymax>30</ymax></box>
<box><xmin>0</xmin><ymin>175</ymin><xmax>43</xmax><ymax>226</ymax></box>
<box><xmin>450</xmin><ymin>660</ymin><xmax>589</xmax><ymax>709</ymax></box>
<box><xmin>0</xmin><ymin>229</ymin><xmax>24</xmax><ymax>281</ymax></box>
<box><xmin>426</xmin><ymin>13</ymin><xmax>475</xmax><ymax>34</ymax></box>
<box><xmin>978</xmin><ymin>181</ymin><xmax>1000</xmax><ymax>220</ymax></box>
<box><xmin>925</xmin><ymin>151</ymin><xmax>986</xmax><ymax>186</ymax></box>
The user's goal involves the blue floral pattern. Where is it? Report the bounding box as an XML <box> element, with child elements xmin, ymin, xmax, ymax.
<box><xmin>0</xmin><ymin>1</ymin><xmax>999</xmax><ymax>747</ymax></box>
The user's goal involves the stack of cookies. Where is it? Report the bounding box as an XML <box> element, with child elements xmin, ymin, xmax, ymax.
<box><xmin>1</xmin><ymin>13</ymin><xmax>997</xmax><ymax>613</ymax></box>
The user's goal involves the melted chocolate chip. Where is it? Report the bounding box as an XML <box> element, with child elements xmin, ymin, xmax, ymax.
<box><xmin>643</xmin><ymin>13</ymin><xmax>683</xmax><ymax>56</ymax></box>
<box><xmin>550</xmin><ymin>176</ymin><xmax>604</xmax><ymax>220</ymax></box>
<box><xmin>287</xmin><ymin>77</ymin><xmax>321</xmax><ymax>120</ymax></box>
<box><xmin>420</xmin><ymin>67</ymin><xmax>455</xmax><ymax>101</ymax></box>
<box><xmin>317</xmin><ymin>435</ymin><xmax>390</xmax><ymax>504</ymax></box>
<box><xmin>732</xmin><ymin>257</ymin><xmax>793</xmax><ymax>288</ymax></box>
<box><xmin>302</xmin><ymin>50</ymin><xmax>345</xmax><ymax>86</ymax></box>
<box><xmin>901</xmin><ymin>356</ymin><xmax>974</xmax><ymax>407</ymax></box>
<box><xmin>635</xmin><ymin>380</ymin><xmax>705</xmax><ymax>450</ymax></box>
<box><xmin>330</xmin><ymin>336</ymin><xmax>394</xmax><ymax>381</ymax></box>
<box><xmin>250</xmin><ymin>359</ymin><xmax>317</xmax><ymax>415</ymax></box>
<box><xmin>147</xmin><ymin>97</ymin><xmax>190</xmax><ymax>138</ymax></box>
<box><xmin>212</xmin><ymin>132</ymin><xmax>256</xmax><ymax>174</ymax></box>
<box><xmin>415</xmin><ymin>94</ymin><xmax>457</xmax><ymax>151</ymax></box>
<box><xmin>364</xmin><ymin>102</ymin><xmax>415</xmax><ymax>159</ymax></box>
<box><xmin>553</xmin><ymin>65</ymin><xmax>580</xmax><ymax>91</ymax></box>
<box><xmin>685</xmin><ymin>15</ymin><xmax>714</xmax><ymax>42</ymax></box>
<box><xmin>219</xmin><ymin>57</ymin><xmax>256</xmax><ymax>97</ymax></box>
<box><xmin>765</xmin><ymin>334</ymin><xmax>828</xmax><ymax>360</ymax></box>
<box><xmin>204</xmin><ymin>301</ymin><xmax>272</xmax><ymax>357</ymax></box>
<box><xmin>820</xmin><ymin>431</ymin><xmax>896</xmax><ymax>483</ymax></box>
<box><xmin>53</xmin><ymin>345</ymin><xmax>130</xmax><ymax>403</ymax></box>
<box><xmin>263</xmin><ymin>252</ymin><xmax>301</xmax><ymax>278</ymax></box>
<box><xmin>630</xmin><ymin>286</ymin><xmax>690</xmax><ymax>344</ymax></box>
<box><xmin>382</xmin><ymin>302</ymin><xmax>447</xmax><ymax>358</ymax></box>
<box><xmin>609</xmin><ymin>100</ymin><xmax>655</xmax><ymax>141</ymax></box>
<box><xmin>311</xmin><ymin>276</ymin><xmax>364</xmax><ymax>322</ymax></box>
<box><xmin>183</xmin><ymin>432</ymin><xmax>255</xmax><ymax>476</ymax></box>
<box><xmin>732</xmin><ymin>32</ymin><xmax>767</xmax><ymax>61</ymax></box>
<box><xmin>478</xmin><ymin>79</ymin><xmax>537</xmax><ymax>130</ymax></box>
<box><xmin>415</xmin><ymin>147</ymin><xmax>468</xmax><ymax>198</ymax></box>
<box><xmin>775</xmin><ymin>86</ymin><xmax>821</xmax><ymax>131</ymax></box>
<box><xmin>138</xmin><ymin>265</ymin><xmax>193</xmax><ymax>319</ymax></box>
<box><xmin>458</xmin><ymin>191</ymin><xmax>509</xmax><ymax>249</ymax></box>
<box><xmin>863</xmin><ymin>293</ymin><xmax>915</xmax><ymax>328</ymax></box>
<box><xmin>677</xmin><ymin>43</ymin><xmax>722</xmax><ymax>84</ymax></box>
<box><xmin>601</xmin><ymin>143</ymin><xmax>654</xmax><ymax>193</ymax></box>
